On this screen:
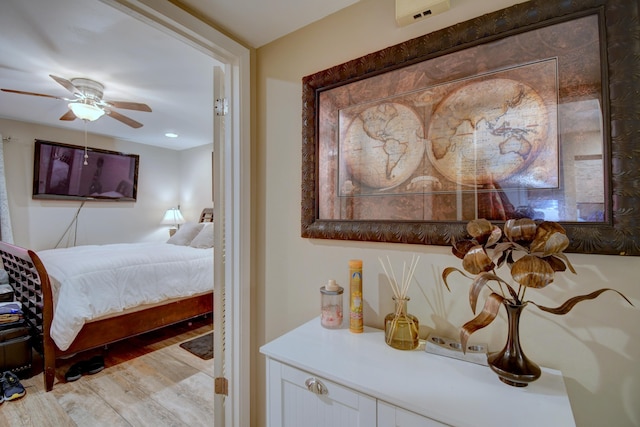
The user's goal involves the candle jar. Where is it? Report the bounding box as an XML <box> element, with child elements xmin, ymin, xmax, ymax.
<box><xmin>384</xmin><ymin>296</ymin><xmax>419</xmax><ymax>350</ymax></box>
<box><xmin>320</xmin><ymin>280</ymin><xmax>344</xmax><ymax>329</ymax></box>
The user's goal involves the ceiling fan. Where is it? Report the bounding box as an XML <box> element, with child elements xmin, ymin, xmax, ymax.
<box><xmin>1</xmin><ymin>74</ymin><xmax>152</xmax><ymax>129</ymax></box>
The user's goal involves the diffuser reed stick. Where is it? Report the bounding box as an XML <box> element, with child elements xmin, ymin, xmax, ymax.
<box><xmin>379</xmin><ymin>254</ymin><xmax>420</xmax><ymax>300</ymax></box>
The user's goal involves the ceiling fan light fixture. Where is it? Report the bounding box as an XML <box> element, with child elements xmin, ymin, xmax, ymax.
<box><xmin>68</xmin><ymin>101</ymin><xmax>105</xmax><ymax>121</ymax></box>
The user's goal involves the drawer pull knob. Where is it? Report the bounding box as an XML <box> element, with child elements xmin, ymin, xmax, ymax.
<box><xmin>305</xmin><ymin>377</ymin><xmax>327</xmax><ymax>395</ymax></box>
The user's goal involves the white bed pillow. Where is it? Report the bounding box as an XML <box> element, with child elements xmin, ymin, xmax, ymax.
<box><xmin>190</xmin><ymin>222</ymin><xmax>214</xmax><ymax>249</ymax></box>
<box><xmin>167</xmin><ymin>222</ymin><xmax>204</xmax><ymax>246</ymax></box>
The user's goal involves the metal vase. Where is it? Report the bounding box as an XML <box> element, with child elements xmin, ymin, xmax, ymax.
<box><xmin>487</xmin><ymin>301</ymin><xmax>541</xmax><ymax>387</ymax></box>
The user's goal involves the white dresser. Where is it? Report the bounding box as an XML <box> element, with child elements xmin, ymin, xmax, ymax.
<box><xmin>260</xmin><ymin>318</ymin><xmax>575</xmax><ymax>427</ymax></box>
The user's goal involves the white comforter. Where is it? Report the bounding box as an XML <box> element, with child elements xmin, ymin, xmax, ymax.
<box><xmin>37</xmin><ymin>242</ymin><xmax>213</xmax><ymax>351</ymax></box>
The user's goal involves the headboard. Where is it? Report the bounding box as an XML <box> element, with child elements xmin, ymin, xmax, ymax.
<box><xmin>199</xmin><ymin>208</ymin><xmax>213</xmax><ymax>223</ymax></box>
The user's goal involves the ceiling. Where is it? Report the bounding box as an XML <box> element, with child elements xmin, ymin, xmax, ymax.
<box><xmin>0</xmin><ymin>0</ymin><xmax>359</xmax><ymax>151</ymax></box>
<box><xmin>177</xmin><ymin>0</ymin><xmax>360</xmax><ymax>49</ymax></box>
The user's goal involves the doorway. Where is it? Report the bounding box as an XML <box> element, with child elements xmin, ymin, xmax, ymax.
<box><xmin>108</xmin><ymin>1</ymin><xmax>251</xmax><ymax>425</ymax></box>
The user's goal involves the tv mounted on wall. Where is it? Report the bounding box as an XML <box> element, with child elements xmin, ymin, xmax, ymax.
<box><xmin>33</xmin><ymin>139</ymin><xmax>139</xmax><ymax>201</ymax></box>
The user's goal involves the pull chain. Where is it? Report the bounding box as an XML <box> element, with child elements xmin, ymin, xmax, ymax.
<box><xmin>83</xmin><ymin>119</ymin><xmax>89</xmax><ymax>165</ymax></box>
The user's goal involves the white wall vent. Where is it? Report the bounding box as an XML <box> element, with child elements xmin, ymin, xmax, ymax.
<box><xmin>395</xmin><ymin>0</ymin><xmax>450</xmax><ymax>26</ymax></box>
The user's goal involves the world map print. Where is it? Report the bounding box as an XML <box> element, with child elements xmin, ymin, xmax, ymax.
<box><xmin>340</xmin><ymin>103</ymin><xmax>425</xmax><ymax>192</ymax></box>
<box><xmin>337</xmin><ymin>62</ymin><xmax>558</xmax><ymax>198</ymax></box>
<box><xmin>427</xmin><ymin>78</ymin><xmax>550</xmax><ymax>187</ymax></box>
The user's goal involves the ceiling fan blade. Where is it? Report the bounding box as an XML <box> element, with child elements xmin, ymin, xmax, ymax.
<box><xmin>106</xmin><ymin>109</ymin><xmax>143</xmax><ymax>128</ymax></box>
<box><xmin>49</xmin><ymin>74</ymin><xmax>82</xmax><ymax>96</ymax></box>
<box><xmin>59</xmin><ymin>110</ymin><xmax>76</xmax><ymax>121</ymax></box>
<box><xmin>1</xmin><ymin>88</ymin><xmax>63</xmax><ymax>100</ymax></box>
<box><xmin>103</xmin><ymin>100</ymin><xmax>152</xmax><ymax>112</ymax></box>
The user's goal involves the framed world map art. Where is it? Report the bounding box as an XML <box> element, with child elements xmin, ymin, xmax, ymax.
<box><xmin>300</xmin><ymin>0</ymin><xmax>640</xmax><ymax>255</ymax></box>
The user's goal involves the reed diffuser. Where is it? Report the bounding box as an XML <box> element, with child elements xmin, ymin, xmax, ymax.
<box><xmin>380</xmin><ymin>255</ymin><xmax>420</xmax><ymax>350</ymax></box>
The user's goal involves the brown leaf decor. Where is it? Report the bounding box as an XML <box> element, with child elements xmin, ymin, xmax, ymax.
<box><xmin>442</xmin><ymin>218</ymin><xmax>634</xmax><ymax>353</ymax></box>
<box><xmin>460</xmin><ymin>293</ymin><xmax>504</xmax><ymax>351</ymax></box>
<box><xmin>530</xmin><ymin>288</ymin><xmax>633</xmax><ymax>315</ymax></box>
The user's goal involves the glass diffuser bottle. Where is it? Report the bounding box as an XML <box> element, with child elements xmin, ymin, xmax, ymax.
<box><xmin>384</xmin><ymin>296</ymin><xmax>419</xmax><ymax>350</ymax></box>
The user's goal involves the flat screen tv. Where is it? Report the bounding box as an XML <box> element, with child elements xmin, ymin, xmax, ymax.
<box><xmin>33</xmin><ymin>139</ymin><xmax>139</xmax><ymax>201</ymax></box>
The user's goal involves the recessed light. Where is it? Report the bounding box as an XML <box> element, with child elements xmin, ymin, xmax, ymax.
<box><xmin>165</xmin><ymin>132</ymin><xmax>178</xmax><ymax>138</ymax></box>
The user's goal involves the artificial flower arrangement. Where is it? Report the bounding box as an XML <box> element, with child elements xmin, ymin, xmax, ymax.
<box><xmin>441</xmin><ymin>218</ymin><xmax>632</xmax><ymax>384</ymax></box>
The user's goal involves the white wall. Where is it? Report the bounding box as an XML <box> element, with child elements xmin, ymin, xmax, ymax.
<box><xmin>0</xmin><ymin>118</ymin><xmax>211</xmax><ymax>249</ymax></box>
<box><xmin>178</xmin><ymin>144</ymin><xmax>213</xmax><ymax>223</ymax></box>
<box><xmin>254</xmin><ymin>0</ymin><xmax>640</xmax><ymax>426</ymax></box>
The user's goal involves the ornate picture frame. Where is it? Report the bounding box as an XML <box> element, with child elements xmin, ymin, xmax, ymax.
<box><xmin>301</xmin><ymin>0</ymin><xmax>639</xmax><ymax>255</ymax></box>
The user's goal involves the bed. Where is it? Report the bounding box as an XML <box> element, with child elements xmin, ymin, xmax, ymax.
<box><xmin>0</xmin><ymin>208</ymin><xmax>214</xmax><ymax>391</ymax></box>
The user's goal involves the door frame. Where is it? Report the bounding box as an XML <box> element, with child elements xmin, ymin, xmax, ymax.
<box><xmin>102</xmin><ymin>1</ymin><xmax>251</xmax><ymax>425</ymax></box>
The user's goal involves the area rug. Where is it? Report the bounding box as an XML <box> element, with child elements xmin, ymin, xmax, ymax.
<box><xmin>179</xmin><ymin>333</ymin><xmax>213</xmax><ymax>360</ymax></box>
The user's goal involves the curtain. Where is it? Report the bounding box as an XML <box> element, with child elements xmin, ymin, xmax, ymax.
<box><xmin>0</xmin><ymin>134</ymin><xmax>14</xmax><ymax>244</ymax></box>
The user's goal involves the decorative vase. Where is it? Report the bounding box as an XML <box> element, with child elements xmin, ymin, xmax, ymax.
<box><xmin>384</xmin><ymin>297</ymin><xmax>419</xmax><ymax>350</ymax></box>
<box><xmin>487</xmin><ymin>301</ymin><xmax>541</xmax><ymax>387</ymax></box>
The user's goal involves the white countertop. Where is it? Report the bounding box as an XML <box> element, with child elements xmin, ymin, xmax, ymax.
<box><xmin>260</xmin><ymin>317</ymin><xmax>575</xmax><ymax>427</ymax></box>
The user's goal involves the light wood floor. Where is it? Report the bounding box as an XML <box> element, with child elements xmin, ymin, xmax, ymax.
<box><xmin>0</xmin><ymin>316</ymin><xmax>214</xmax><ymax>427</ymax></box>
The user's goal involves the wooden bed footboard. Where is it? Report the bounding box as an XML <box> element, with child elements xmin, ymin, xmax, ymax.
<box><xmin>0</xmin><ymin>241</ymin><xmax>213</xmax><ymax>391</ymax></box>
<box><xmin>0</xmin><ymin>243</ymin><xmax>49</xmax><ymax>356</ymax></box>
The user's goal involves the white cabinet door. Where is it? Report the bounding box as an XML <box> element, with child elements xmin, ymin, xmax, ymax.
<box><xmin>267</xmin><ymin>359</ymin><xmax>377</xmax><ymax>427</ymax></box>
<box><xmin>378</xmin><ymin>401</ymin><xmax>448</xmax><ymax>427</ymax></box>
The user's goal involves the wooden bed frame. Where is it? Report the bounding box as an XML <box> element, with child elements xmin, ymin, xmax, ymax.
<box><xmin>0</xmin><ymin>208</ymin><xmax>214</xmax><ymax>391</ymax></box>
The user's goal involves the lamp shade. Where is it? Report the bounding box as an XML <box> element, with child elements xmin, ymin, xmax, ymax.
<box><xmin>68</xmin><ymin>102</ymin><xmax>106</xmax><ymax>121</ymax></box>
<box><xmin>161</xmin><ymin>207</ymin><xmax>186</xmax><ymax>227</ymax></box>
